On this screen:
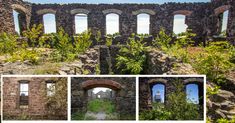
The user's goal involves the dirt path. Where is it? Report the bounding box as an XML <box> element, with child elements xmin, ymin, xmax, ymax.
<box><xmin>84</xmin><ymin>111</ymin><xmax>106</xmax><ymax>120</ymax></box>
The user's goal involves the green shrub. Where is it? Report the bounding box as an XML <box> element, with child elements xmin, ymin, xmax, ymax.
<box><xmin>51</xmin><ymin>28</ymin><xmax>75</xmax><ymax>62</ymax></box>
<box><xmin>71</xmin><ymin>111</ymin><xmax>85</xmax><ymax>120</ymax></box>
<box><xmin>7</xmin><ymin>49</ymin><xmax>41</xmax><ymax>64</ymax></box>
<box><xmin>73</xmin><ymin>30</ymin><xmax>92</xmax><ymax>54</ymax></box>
<box><xmin>22</xmin><ymin>24</ymin><xmax>48</xmax><ymax>48</ymax></box>
<box><xmin>153</xmin><ymin>28</ymin><xmax>172</xmax><ymax>50</ymax></box>
<box><xmin>192</xmin><ymin>42</ymin><xmax>233</xmax><ymax>83</ymax></box>
<box><xmin>0</xmin><ymin>32</ymin><xmax>18</xmax><ymax>55</ymax></box>
<box><xmin>139</xmin><ymin>103</ymin><xmax>171</xmax><ymax>120</ymax></box>
<box><xmin>166</xmin><ymin>79</ymin><xmax>201</xmax><ymax>120</ymax></box>
<box><xmin>105</xmin><ymin>36</ymin><xmax>113</xmax><ymax>47</ymax></box>
<box><xmin>216</xmin><ymin>117</ymin><xmax>235</xmax><ymax>123</ymax></box>
<box><xmin>116</xmin><ymin>34</ymin><xmax>147</xmax><ymax>74</ymax></box>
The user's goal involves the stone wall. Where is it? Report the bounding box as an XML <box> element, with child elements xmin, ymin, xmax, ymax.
<box><xmin>139</xmin><ymin>77</ymin><xmax>204</xmax><ymax>112</ymax></box>
<box><xmin>0</xmin><ymin>0</ymin><xmax>31</xmax><ymax>35</ymax></box>
<box><xmin>0</xmin><ymin>0</ymin><xmax>234</xmax><ymax>43</ymax></box>
<box><xmin>3</xmin><ymin>77</ymin><xmax>67</xmax><ymax>120</ymax></box>
<box><xmin>71</xmin><ymin>77</ymin><xmax>136</xmax><ymax>119</ymax></box>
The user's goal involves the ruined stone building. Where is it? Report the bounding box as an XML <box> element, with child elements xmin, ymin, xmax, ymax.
<box><xmin>88</xmin><ymin>89</ymin><xmax>115</xmax><ymax>100</ymax></box>
<box><xmin>3</xmin><ymin>77</ymin><xmax>68</xmax><ymax>120</ymax></box>
<box><xmin>139</xmin><ymin>77</ymin><xmax>204</xmax><ymax>119</ymax></box>
<box><xmin>71</xmin><ymin>77</ymin><xmax>136</xmax><ymax>120</ymax></box>
<box><xmin>0</xmin><ymin>0</ymin><xmax>234</xmax><ymax>44</ymax></box>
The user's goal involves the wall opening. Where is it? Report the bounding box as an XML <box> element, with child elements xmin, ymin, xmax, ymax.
<box><xmin>221</xmin><ymin>10</ymin><xmax>229</xmax><ymax>35</ymax></box>
<box><xmin>186</xmin><ymin>84</ymin><xmax>199</xmax><ymax>104</ymax></box>
<box><xmin>137</xmin><ymin>13</ymin><xmax>150</xmax><ymax>35</ymax></box>
<box><xmin>19</xmin><ymin>81</ymin><xmax>29</xmax><ymax>106</ymax></box>
<box><xmin>75</xmin><ymin>13</ymin><xmax>88</xmax><ymax>34</ymax></box>
<box><xmin>151</xmin><ymin>83</ymin><xmax>165</xmax><ymax>103</ymax></box>
<box><xmin>13</xmin><ymin>10</ymin><xmax>21</xmax><ymax>35</ymax></box>
<box><xmin>173</xmin><ymin>14</ymin><xmax>188</xmax><ymax>35</ymax></box>
<box><xmin>85</xmin><ymin>87</ymin><xmax>117</xmax><ymax>120</ymax></box>
<box><xmin>106</xmin><ymin>13</ymin><xmax>119</xmax><ymax>35</ymax></box>
<box><xmin>43</xmin><ymin>13</ymin><xmax>56</xmax><ymax>34</ymax></box>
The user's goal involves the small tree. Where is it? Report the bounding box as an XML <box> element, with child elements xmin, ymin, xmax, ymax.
<box><xmin>51</xmin><ymin>28</ymin><xmax>74</xmax><ymax>61</ymax></box>
<box><xmin>43</xmin><ymin>78</ymin><xmax>67</xmax><ymax>120</ymax></box>
<box><xmin>22</xmin><ymin>24</ymin><xmax>48</xmax><ymax>49</ymax></box>
<box><xmin>116</xmin><ymin>34</ymin><xmax>147</xmax><ymax>74</ymax></box>
<box><xmin>166</xmin><ymin>79</ymin><xmax>201</xmax><ymax>120</ymax></box>
<box><xmin>153</xmin><ymin>28</ymin><xmax>172</xmax><ymax>50</ymax></box>
<box><xmin>0</xmin><ymin>32</ymin><xmax>18</xmax><ymax>55</ymax></box>
<box><xmin>74</xmin><ymin>30</ymin><xmax>92</xmax><ymax>54</ymax></box>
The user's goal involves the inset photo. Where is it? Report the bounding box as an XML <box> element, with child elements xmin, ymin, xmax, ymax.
<box><xmin>2</xmin><ymin>76</ymin><xmax>68</xmax><ymax>120</ymax></box>
<box><xmin>139</xmin><ymin>76</ymin><xmax>205</xmax><ymax>121</ymax></box>
<box><xmin>71</xmin><ymin>77</ymin><xmax>136</xmax><ymax>120</ymax></box>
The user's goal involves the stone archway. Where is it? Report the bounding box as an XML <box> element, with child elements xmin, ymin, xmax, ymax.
<box><xmin>81</xmin><ymin>79</ymin><xmax>122</xmax><ymax>90</ymax></box>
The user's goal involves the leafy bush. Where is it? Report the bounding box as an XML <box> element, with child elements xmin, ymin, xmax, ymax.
<box><xmin>175</xmin><ymin>29</ymin><xmax>196</xmax><ymax>48</ymax></box>
<box><xmin>116</xmin><ymin>34</ymin><xmax>147</xmax><ymax>74</ymax></box>
<box><xmin>0</xmin><ymin>32</ymin><xmax>18</xmax><ymax>55</ymax></box>
<box><xmin>105</xmin><ymin>36</ymin><xmax>113</xmax><ymax>47</ymax></box>
<box><xmin>7</xmin><ymin>49</ymin><xmax>41</xmax><ymax>64</ymax></box>
<box><xmin>139</xmin><ymin>103</ymin><xmax>171</xmax><ymax>120</ymax></box>
<box><xmin>50</xmin><ymin>28</ymin><xmax>75</xmax><ymax>62</ymax></box>
<box><xmin>22</xmin><ymin>24</ymin><xmax>48</xmax><ymax>48</ymax></box>
<box><xmin>44</xmin><ymin>78</ymin><xmax>67</xmax><ymax>120</ymax></box>
<box><xmin>71</xmin><ymin>111</ymin><xmax>85</xmax><ymax>120</ymax></box>
<box><xmin>73</xmin><ymin>30</ymin><xmax>92</xmax><ymax>54</ymax></box>
<box><xmin>216</xmin><ymin>117</ymin><xmax>235</xmax><ymax>123</ymax></box>
<box><xmin>153</xmin><ymin>28</ymin><xmax>172</xmax><ymax>50</ymax></box>
<box><xmin>192</xmin><ymin>42</ymin><xmax>233</xmax><ymax>83</ymax></box>
<box><xmin>166</xmin><ymin>79</ymin><xmax>201</xmax><ymax>120</ymax></box>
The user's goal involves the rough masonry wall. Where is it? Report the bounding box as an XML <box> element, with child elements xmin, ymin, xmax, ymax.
<box><xmin>139</xmin><ymin>77</ymin><xmax>204</xmax><ymax>112</ymax></box>
<box><xmin>3</xmin><ymin>77</ymin><xmax>67</xmax><ymax>119</ymax></box>
<box><xmin>0</xmin><ymin>0</ymin><xmax>31</xmax><ymax>34</ymax></box>
<box><xmin>71</xmin><ymin>77</ymin><xmax>136</xmax><ymax>118</ymax></box>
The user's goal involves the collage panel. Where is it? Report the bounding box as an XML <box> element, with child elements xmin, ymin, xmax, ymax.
<box><xmin>139</xmin><ymin>76</ymin><xmax>205</xmax><ymax>121</ymax></box>
<box><xmin>70</xmin><ymin>77</ymin><xmax>136</xmax><ymax>120</ymax></box>
<box><xmin>2</xmin><ymin>76</ymin><xmax>68</xmax><ymax>120</ymax></box>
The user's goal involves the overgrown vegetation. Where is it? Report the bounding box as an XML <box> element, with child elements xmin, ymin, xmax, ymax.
<box><xmin>116</xmin><ymin>33</ymin><xmax>147</xmax><ymax>74</ymax></box>
<box><xmin>87</xmin><ymin>99</ymin><xmax>115</xmax><ymax>114</ymax></box>
<box><xmin>0</xmin><ymin>24</ymin><xmax>93</xmax><ymax>64</ymax></box>
<box><xmin>43</xmin><ymin>77</ymin><xmax>67</xmax><ymax>120</ymax></box>
<box><xmin>140</xmin><ymin>79</ymin><xmax>202</xmax><ymax>120</ymax></box>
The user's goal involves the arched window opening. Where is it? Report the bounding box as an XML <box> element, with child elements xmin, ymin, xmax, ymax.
<box><xmin>151</xmin><ymin>84</ymin><xmax>165</xmax><ymax>103</ymax></box>
<box><xmin>106</xmin><ymin>13</ymin><xmax>119</xmax><ymax>35</ymax></box>
<box><xmin>173</xmin><ymin>14</ymin><xmax>188</xmax><ymax>35</ymax></box>
<box><xmin>137</xmin><ymin>13</ymin><xmax>150</xmax><ymax>35</ymax></box>
<box><xmin>13</xmin><ymin>10</ymin><xmax>21</xmax><ymax>35</ymax></box>
<box><xmin>221</xmin><ymin>10</ymin><xmax>229</xmax><ymax>35</ymax></box>
<box><xmin>43</xmin><ymin>13</ymin><xmax>56</xmax><ymax>34</ymax></box>
<box><xmin>186</xmin><ymin>84</ymin><xmax>199</xmax><ymax>104</ymax></box>
<box><xmin>75</xmin><ymin>13</ymin><xmax>88</xmax><ymax>34</ymax></box>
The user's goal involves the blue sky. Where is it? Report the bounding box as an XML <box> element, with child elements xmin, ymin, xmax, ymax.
<box><xmin>152</xmin><ymin>84</ymin><xmax>165</xmax><ymax>103</ymax></box>
<box><xmin>152</xmin><ymin>83</ymin><xmax>200</xmax><ymax>104</ymax></box>
<box><xmin>24</xmin><ymin>0</ymin><xmax>210</xmax><ymax>4</ymax></box>
<box><xmin>186</xmin><ymin>84</ymin><xmax>199</xmax><ymax>104</ymax></box>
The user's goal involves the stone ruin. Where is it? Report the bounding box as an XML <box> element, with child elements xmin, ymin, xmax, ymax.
<box><xmin>71</xmin><ymin>77</ymin><xmax>136</xmax><ymax>119</ymax></box>
<box><xmin>2</xmin><ymin>77</ymin><xmax>68</xmax><ymax>120</ymax></box>
<box><xmin>0</xmin><ymin>0</ymin><xmax>235</xmax><ymax>44</ymax></box>
<box><xmin>139</xmin><ymin>77</ymin><xmax>204</xmax><ymax>119</ymax></box>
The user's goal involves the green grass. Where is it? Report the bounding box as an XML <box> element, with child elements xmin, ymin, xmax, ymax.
<box><xmin>87</xmin><ymin>99</ymin><xmax>115</xmax><ymax>114</ymax></box>
<box><xmin>71</xmin><ymin>111</ymin><xmax>85</xmax><ymax>120</ymax></box>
